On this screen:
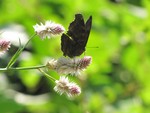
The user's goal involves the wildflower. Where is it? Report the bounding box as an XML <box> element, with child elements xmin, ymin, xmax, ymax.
<box><xmin>46</xmin><ymin>56</ymin><xmax>92</xmax><ymax>75</ymax></box>
<box><xmin>54</xmin><ymin>76</ymin><xmax>70</xmax><ymax>95</ymax></box>
<box><xmin>54</xmin><ymin>76</ymin><xmax>81</xmax><ymax>97</ymax></box>
<box><xmin>0</xmin><ymin>40</ymin><xmax>11</xmax><ymax>55</ymax></box>
<box><xmin>33</xmin><ymin>21</ymin><xmax>65</xmax><ymax>39</ymax></box>
<box><xmin>67</xmin><ymin>82</ymin><xmax>81</xmax><ymax>97</ymax></box>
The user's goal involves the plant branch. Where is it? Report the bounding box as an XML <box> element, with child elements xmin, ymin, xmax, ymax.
<box><xmin>38</xmin><ymin>68</ymin><xmax>56</xmax><ymax>81</ymax></box>
<box><xmin>7</xmin><ymin>33</ymin><xmax>37</xmax><ymax>68</ymax></box>
<box><xmin>0</xmin><ymin>65</ymin><xmax>46</xmax><ymax>72</ymax></box>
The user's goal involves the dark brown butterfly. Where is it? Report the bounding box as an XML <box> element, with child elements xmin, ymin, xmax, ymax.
<box><xmin>61</xmin><ymin>14</ymin><xmax>92</xmax><ymax>58</ymax></box>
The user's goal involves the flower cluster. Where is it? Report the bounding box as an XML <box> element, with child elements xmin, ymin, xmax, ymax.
<box><xmin>33</xmin><ymin>20</ymin><xmax>92</xmax><ymax>98</ymax></box>
<box><xmin>33</xmin><ymin>21</ymin><xmax>65</xmax><ymax>39</ymax></box>
<box><xmin>46</xmin><ymin>56</ymin><xmax>92</xmax><ymax>98</ymax></box>
<box><xmin>0</xmin><ymin>18</ymin><xmax>92</xmax><ymax>99</ymax></box>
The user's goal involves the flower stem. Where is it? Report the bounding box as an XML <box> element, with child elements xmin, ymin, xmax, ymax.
<box><xmin>0</xmin><ymin>65</ymin><xmax>46</xmax><ymax>72</ymax></box>
<box><xmin>38</xmin><ymin>68</ymin><xmax>56</xmax><ymax>81</ymax></box>
<box><xmin>21</xmin><ymin>33</ymin><xmax>37</xmax><ymax>51</ymax></box>
<box><xmin>6</xmin><ymin>33</ymin><xmax>37</xmax><ymax>68</ymax></box>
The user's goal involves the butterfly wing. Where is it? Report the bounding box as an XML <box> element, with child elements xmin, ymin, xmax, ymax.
<box><xmin>67</xmin><ymin>14</ymin><xmax>85</xmax><ymax>42</ymax></box>
<box><xmin>61</xmin><ymin>14</ymin><xmax>92</xmax><ymax>58</ymax></box>
<box><xmin>83</xmin><ymin>16</ymin><xmax>92</xmax><ymax>48</ymax></box>
<box><xmin>61</xmin><ymin>33</ymin><xmax>75</xmax><ymax>57</ymax></box>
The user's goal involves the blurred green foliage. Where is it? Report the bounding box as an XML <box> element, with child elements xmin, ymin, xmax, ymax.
<box><xmin>1</xmin><ymin>0</ymin><xmax>150</xmax><ymax>113</ymax></box>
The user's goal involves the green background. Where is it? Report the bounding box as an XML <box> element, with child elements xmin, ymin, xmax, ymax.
<box><xmin>0</xmin><ymin>0</ymin><xmax>150</xmax><ymax>113</ymax></box>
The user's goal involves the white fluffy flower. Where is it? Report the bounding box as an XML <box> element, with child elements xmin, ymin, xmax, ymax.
<box><xmin>54</xmin><ymin>76</ymin><xmax>70</xmax><ymax>95</ymax></box>
<box><xmin>67</xmin><ymin>82</ymin><xmax>81</xmax><ymax>97</ymax></box>
<box><xmin>33</xmin><ymin>21</ymin><xmax>65</xmax><ymax>39</ymax></box>
<box><xmin>0</xmin><ymin>40</ymin><xmax>11</xmax><ymax>55</ymax></box>
<box><xmin>54</xmin><ymin>76</ymin><xmax>81</xmax><ymax>97</ymax></box>
<box><xmin>46</xmin><ymin>56</ymin><xmax>92</xmax><ymax>75</ymax></box>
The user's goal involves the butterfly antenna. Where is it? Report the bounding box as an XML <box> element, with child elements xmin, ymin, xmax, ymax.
<box><xmin>86</xmin><ymin>46</ymin><xmax>99</xmax><ymax>48</ymax></box>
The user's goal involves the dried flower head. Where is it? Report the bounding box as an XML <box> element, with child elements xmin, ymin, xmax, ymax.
<box><xmin>0</xmin><ymin>40</ymin><xmax>11</xmax><ymax>55</ymax></box>
<box><xmin>33</xmin><ymin>21</ymin><xmax>65</xmax><ymax>39</ymax></box>
<box><xmin>54</xmin><ymin>76</ymin><xmax>81</xmax><ymax>98</ymax></box>
<box><xmin>46</xmin><ymin>56</ymin><xmax>92</xmax><ymax>75</ymax></box>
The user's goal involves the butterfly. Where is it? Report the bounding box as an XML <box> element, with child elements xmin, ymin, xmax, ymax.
<box><xmin>61</xmin><ymin>14</ymin><xmax>92</xmax><ymax>58</ymax></box>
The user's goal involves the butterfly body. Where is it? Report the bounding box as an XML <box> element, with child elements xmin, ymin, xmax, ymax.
<box><xmin>61</xmin><ymin>14</ymin><xmax>92</xmax><ymax>58</ymax></box>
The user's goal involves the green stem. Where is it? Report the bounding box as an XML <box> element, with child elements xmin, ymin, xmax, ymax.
<box><xmin>38</xmin><ymin>68</ymin><xmax>56</xmax><ymax>81</ymax></box>
<box><xmin>6</xmin><ymin>33</ymin><xmax>37</xmax><ymax>68</ymax></box>
<box><xmin>21</xmin><ymin>33</ymin><xmax>37</xmax><ymax>51</ymax></box>
<box><xmin>0</xmin><ymin>65</ymin><xmax>46</xmax><ymax>72</ymax></box>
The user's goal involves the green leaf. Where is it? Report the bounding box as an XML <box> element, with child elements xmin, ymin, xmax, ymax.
<box><xmin>7</xmin><ymin>38</ymin><xmax>23</xmax><ymax>68</ymax></box>
<box><xmin>7</xmin><ymin>48</ymin><xmax>23</xmax><ymax>68</ymax></box>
